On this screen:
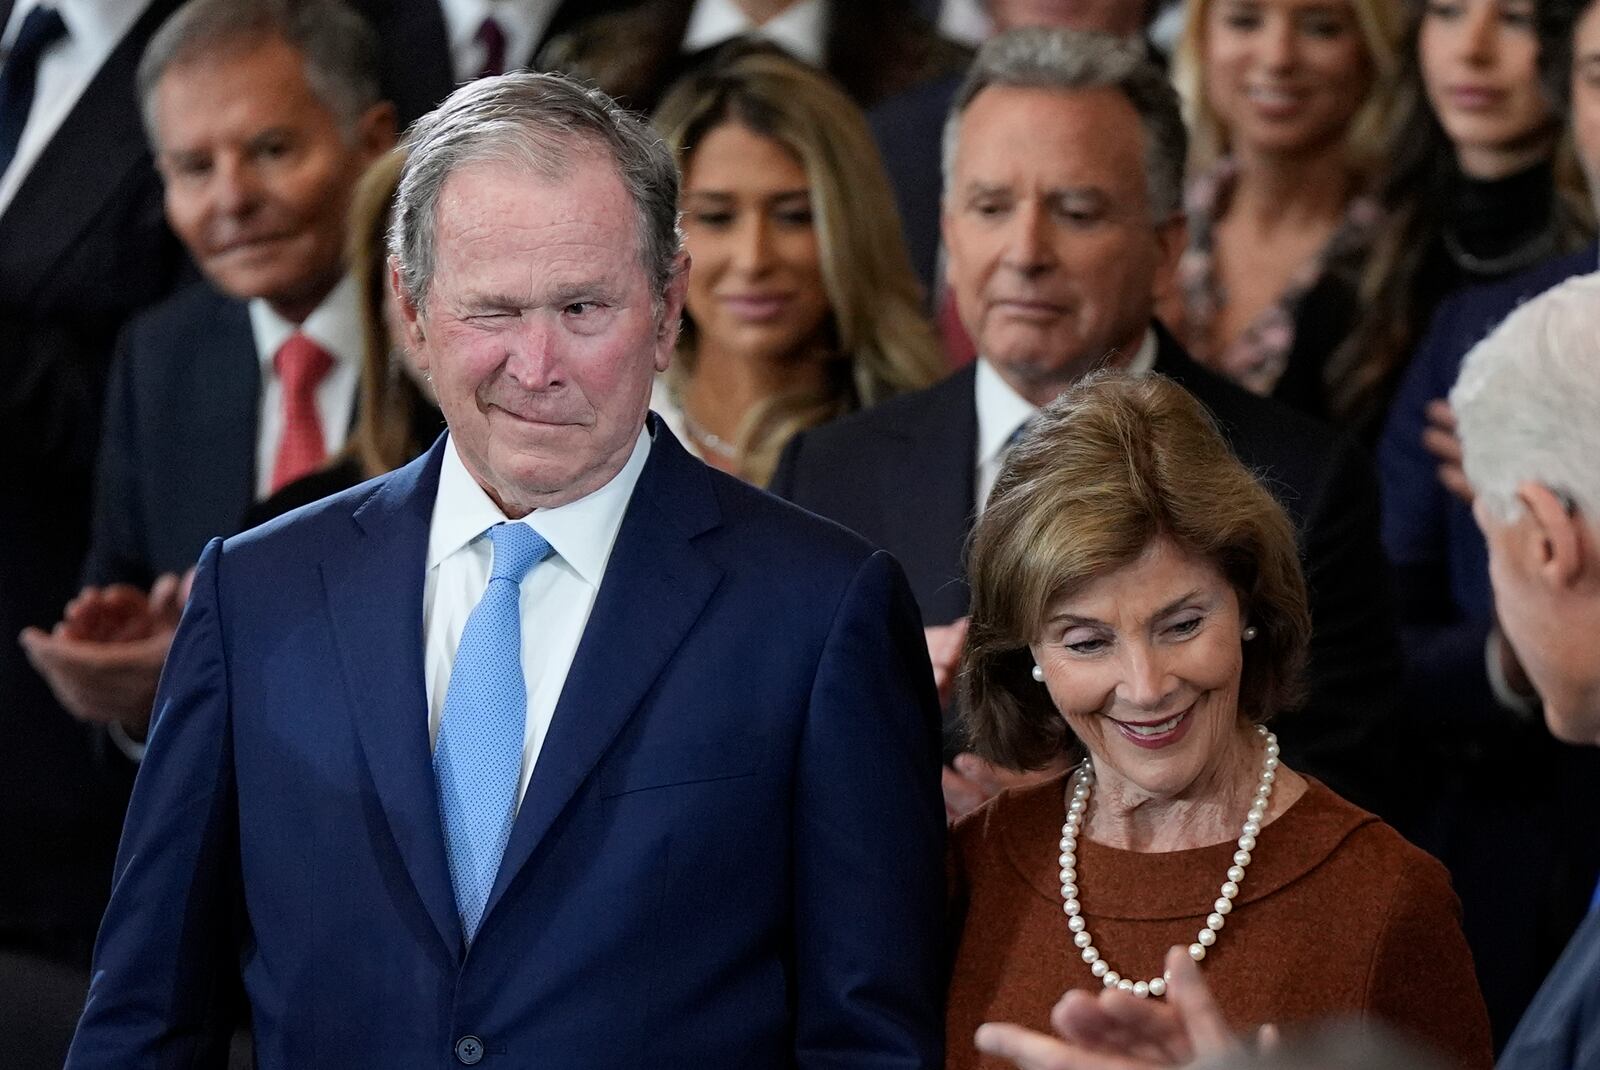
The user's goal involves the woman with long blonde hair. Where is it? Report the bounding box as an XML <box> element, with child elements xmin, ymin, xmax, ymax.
<box><xmin>1165</xmin><ymin>0</ymin><xmax>1406</xmax><ymax>428</ymax></box>
<box><xmin>651</xmin><ymin>43</ymin><xmax>944</xmax><ymax>485</ymax></box>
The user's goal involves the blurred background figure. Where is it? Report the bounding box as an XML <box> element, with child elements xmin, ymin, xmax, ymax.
<box><xmin>650</xmin><ymin>44</ymin><xmax>944</xmax><ymax>484</ymax></box>
<box><xmin>246</xmin><ymin>145</ymin><xmax>443</xmax><ymax>524</ymax></box>
<box><xmin>948</xmin><ymin>374</ymin><xmax>1490</xmax><ymax>1070</ymax></box>
<box><xmin>0</xmin><ymin>0</ymin><xmax>187</xmax><ymax>1062</ymax></box>
<box><xmin>20</xmin><ymin>0</ymin><xmax>395</xmax><ymax>755</ymax></box>
<box><xmin>1378</xmin><ymin>0</ymin><xmax>1600</xmax><ymax>1049</ymax></box>
<box><xmin>349</xmin><ymin>0</ymin><xmax>634</xmax><ymax>127</ymax></box>
<box><xmin>871</xmin><ymin>0</ymin><xmax>1168</xmax><ymax>308</ymax></box>
<box><xmin>1164</xmin><ymin>0</ymin><xmax>1405</xmax><ymax>429</ymax></box>
<box><xmin>1342</xmin><ymin>0</ymin><xmax>1593</xmax><ymax>436</ymax></box>
<box><xmin>541</xmin><ymin>0</ymin><xmax>969</xmax><ymax>116</ymax></box>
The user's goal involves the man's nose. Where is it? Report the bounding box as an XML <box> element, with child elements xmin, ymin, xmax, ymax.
<box><xmin>209</xmin><ymin>155</ymin><xmax>263</xmax><ymax>218</ymax></box>
<box><xmin>502</xmin><ymin>316</ymin><xmax>562</xmax><ymax>389</ymax></box>
<box><xmin>1001</xmin><ymin>201</ymin><xmax>1055</xmax><ymax>274</ymax></box>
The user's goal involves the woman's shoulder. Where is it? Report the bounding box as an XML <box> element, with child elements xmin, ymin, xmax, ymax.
<box><xmin>952</xmin><ymin>772</ymin><xmax>1071</xmax><ymax>861</ymax></box>
<box><xmin>1289</xmin><ymin>779</ymin><xmax>1455</xmax><ymax>903</ymax></box>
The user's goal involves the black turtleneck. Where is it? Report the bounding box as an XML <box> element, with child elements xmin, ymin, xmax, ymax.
<box><xmin>1443</xmin><ymin>158</ymin><xmax>1563</xmax><ymax>287</ymax></box>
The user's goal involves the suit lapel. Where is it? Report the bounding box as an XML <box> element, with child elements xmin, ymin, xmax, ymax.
<box><xmin>322</xmin><ymin>440</ymin><xmax>464</xmax><ymax>961</ymax></box>
<box><xmin>878</xmin><ymin>366</ymin><xmax>978</xmax><ymax>625</ymax></box>
<box><xmin>483</xmin><ymin>426</ymin><xmax>724</xmax><ymax>925</ymax></box>
<box><xmin>0</xmin><ymin>0</ymin><xmax>176</xmax><ymax>299</ymax></box>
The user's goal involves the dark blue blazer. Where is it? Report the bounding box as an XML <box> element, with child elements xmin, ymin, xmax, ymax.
<box><xmin>84</xmin><ymin>281</ymin><xmax>260</xmax><ymax>589</ymax></box>
<box><xmin>1498</xmin><ymin>905</ymin><xmax>1600</xmax><ymax>1070</ymax></box>
<box><xmin>66</xmin><ymin>424</ymin><xmax>947</xmax><ymax>1069</ymax></box>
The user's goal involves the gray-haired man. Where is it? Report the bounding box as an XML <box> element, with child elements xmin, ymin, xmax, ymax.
<box><xmin>65</xmin><ymin>69</ymin><xmax>945</xmax><ymax>1069</ymax></box>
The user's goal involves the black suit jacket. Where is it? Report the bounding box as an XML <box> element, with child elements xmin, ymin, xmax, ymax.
<box><xmin>353</xmin><ymin>0</ymin><xmax>636</xmax><ymax>129</ymax></box>
<box><xmin>772</xmin><ymin>327</ymin><xmax>1401</xmax><ymax>814</ymax></box>
<box><xmin>0</xmin><ymin>0</ymin><xmax>188</xmax><ymax>961</ymax></box>
<box><xmin>84</xmin><ymin>282</ymin><xmax>261</xmax><ymax>589</ymax></box>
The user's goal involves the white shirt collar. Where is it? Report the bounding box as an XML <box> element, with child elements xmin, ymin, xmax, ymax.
<box><xmin>682</xmin><ymin>0</ymin><xmax>827</xmax><ymax>65</ymax></box>
<box><xmin>3</xmin><ymin>0</ymin><xmax>143</xmax><ymax>54</ymax></box>
<box><xmin>975</xmin><ymin>328</ymin><xmax>1160</xmax><ymax>467</ymax></box>
<box><xmin>248</xmin><ymin>273</ymin><xmax>364</xmax><ymax>373</ymax></box>
<box><xmin>427</xmin><ymin>426</ymin><xmax>653</xmax><ymax>587</ymax></box>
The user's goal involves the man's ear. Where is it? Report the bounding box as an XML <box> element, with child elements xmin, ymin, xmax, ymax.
<box><xmin>355</xmin><ymin>101</ymin><xmax>399</xmax><ymax>162</ymax></box>
<box><xmin>1151</xmin><ymin>212</ymin><xmax>1189</xmax><ymax>303</ymax></box>
<box><xmin>390</xmin><ymin>258</ymin><xmax>429</xmax><ymax>369</ymax></box>
<box><xmin>1517</xmin><ymin>481</ymin><xmax>1586</xmax><ymax>589</ymax></box>
<box><xmin>655</xmin><ymin>251</ymin><xmax>691</xmax><ymax>374</ymax></box>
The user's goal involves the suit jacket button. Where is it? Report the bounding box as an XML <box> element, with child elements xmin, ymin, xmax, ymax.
<box><xmin>454</xmin><ymin>1035</ymin><xmax>485</xmax><ymax>1065</ymax></box>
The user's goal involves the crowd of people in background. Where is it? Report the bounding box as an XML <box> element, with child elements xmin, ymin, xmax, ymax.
<box><xmin>3</xmin><ymin>0</ymin><xmax>1599</xmax><ymax>1067</ymax></box>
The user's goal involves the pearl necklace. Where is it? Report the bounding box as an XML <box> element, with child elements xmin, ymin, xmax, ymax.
<box><xmin>1057</xmin><ymin>725</ymin><xmax>1280</xmax><ymax>999</ymax></box>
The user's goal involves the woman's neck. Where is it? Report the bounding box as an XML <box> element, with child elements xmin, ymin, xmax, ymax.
<box><xmin>1228</xmin><ymin>142</ymin><xmax>1356</xmax><ymax>234</ymax></box>
<box><xmin>1455</xmin><ymin>132</ymin><xmax>1557</xmax><ymax>184</ymax></box>
<box><xmin>1082</xmin><ymin>726</ymin><xmax>1303</xmax><ymax>852</ymax></box>
<box><xmin>681</xmin><ymin>338</ymin><xmax>826</xmax><ymax>447</ymax></box>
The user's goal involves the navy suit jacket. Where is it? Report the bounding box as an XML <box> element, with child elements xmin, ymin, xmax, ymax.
<box><xmin>84</xmin><ymin>281</ymin><xmax>261</xmax><ymax>589</ymax></box>
<box><xmin>1498</xmin><ymin>904</ymin><xmax>1600</xmax><ymax>1070</ymax></box>
<box><xmin>0</xmin><ymin>0</ymin><xmax>188</xmax><ymax>960</ymax></box>
<box><xmin>67</xmin><ymin>424</ymin><xmax>947</xmax><ymax>1069</ymax></box>
<box><xmin>772</xmin><ymin>326</ymin><xmax>1401</xmax><ymax>816</ymax></box>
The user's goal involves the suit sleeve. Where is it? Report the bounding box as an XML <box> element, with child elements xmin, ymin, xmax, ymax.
<box><xmin>1364</xmin><ymin>851</ymin><xmax>1494</xmax><ymax>1070</ymax></box>
<box><xmin>793</xmin><ymin>549</ymin><xmax>946</xmax><ymax>1069</ymax></box>
<box><xmin>81</xmin><ymin>322</ymin><xmax>155</xmax><ymax>589</ymax></box>
<box><xmin>1290</xmin><ymin>434</ymin><xmax>1402</xmax><ymax>815</ymax></box>
<box><xmin>66</xmin><ymin>537</ymin><xmax>242</xmax><ymax>1068</ymax></box>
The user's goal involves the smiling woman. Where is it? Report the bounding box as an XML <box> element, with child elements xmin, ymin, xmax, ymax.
<box><xmin>944</xmin><ymin>374</ymin><xmax>1493</xmax><ymax>1070</ymax></box>
<box><xmin>650</xmin><ymin>44</ymin><xmax>944</xmax><ymax>484</ymax></box>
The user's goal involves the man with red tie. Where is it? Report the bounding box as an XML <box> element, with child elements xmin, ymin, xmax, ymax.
<box><xmin>20</xmin><ymin>0</ymin><xmax>396</xmax><ymax>752</ymax></box>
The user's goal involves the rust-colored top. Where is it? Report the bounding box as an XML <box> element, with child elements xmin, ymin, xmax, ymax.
<box><xmin>948</xmin><ymin>776</ymin><xmax>1493</xmax><ymax>1070</ymax></box>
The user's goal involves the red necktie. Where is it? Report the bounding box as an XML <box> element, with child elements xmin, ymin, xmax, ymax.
<box><xmin>271</xmin><ymin>333</ymin><xmax>333</xmax><ymax>493</ymax></box>
<box><xmin>475</xmin><ymin>16</ymin><xmax>508</xmax><ymax>79</ymax></box>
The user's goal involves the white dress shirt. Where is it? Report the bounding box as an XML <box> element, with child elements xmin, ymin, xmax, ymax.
<box><xmin>682</xmin><ymin>0</ymin><xmax>826</xmax><ymax>65</ymax></box>
<box><xmin>437</xmin><ymin>0</ymin><xmax>560</xmax><ymax>81</ymax></box>
<box><xmin>0</xmin><ymin>0</ymin><xmax>152</xmax><ymax>214</ymax></box>
<box><xmin>424</xmin><ymin>427</ymin><xmax>651</xmax><ymax>807</ymax></box>
<box><xmin>247</xmin><ymin>274</ymin><xmax>364</xmax><ymax>499</ymax></box>
<box><xmin>973</xmin><ymin>328</ymin><xmax>1158</xmax><ymax>508</ymax></box>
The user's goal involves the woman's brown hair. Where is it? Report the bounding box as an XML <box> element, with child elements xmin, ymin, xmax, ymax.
<box><xmin>960</xmin><ymin>374</ymin><xmax>1311</xmax><ymax>771</ymax></box>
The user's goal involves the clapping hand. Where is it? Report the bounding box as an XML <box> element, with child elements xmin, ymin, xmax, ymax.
<box><xmin>19</xmin><ymin>570</ymin><xmax>195</xmax><ymax>734</ymax></box>
<box><xmin>974</xmin><ymin>946</ymin><xmax>1261</xmax><ymax>1070</ymax></box>
<box><xmin>1422</xmin><ymin>399</ymin><xmax>1471</xmax><ymax>505</ymax></box>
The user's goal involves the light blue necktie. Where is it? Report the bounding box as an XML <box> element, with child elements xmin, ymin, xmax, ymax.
<box><xmin>435</xmin><ymin>522</ymin><xmax>552</xmax><ymax>942</ymax></box>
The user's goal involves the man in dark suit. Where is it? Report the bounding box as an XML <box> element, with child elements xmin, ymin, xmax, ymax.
<box><xmin>66</xmin><ymin>69</ymin><xmax>946</xmax><ymax>1068</ymax></box>
<box><xmin>21</xmin><ymin>0</ymin><xmax>395</xmax><ymax>746</ymax></box>
<box><xmin>774</xmin><ymin>28</ymin><xmax>1398</xmax><ymax>819</ymax></box>
<box><xmin>352</xmin><ymin>0</ymin><xmax>633</xmax><ymax>129</ymax></box>
<box><xmin>0</xmin><ymin>0</ymin><xmax>186</xmax><ymax>1060</ymax></box>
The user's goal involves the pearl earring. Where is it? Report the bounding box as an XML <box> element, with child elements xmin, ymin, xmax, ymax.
<box><xmin>1242</xmin><ymin>626</ymin><xmax>1259</xmax><ymax>641</ymax></box>
<box><xmin>1031</xmin><ymin>664</ymin><xmax>1046</xmax><ymax>682</ymax></box>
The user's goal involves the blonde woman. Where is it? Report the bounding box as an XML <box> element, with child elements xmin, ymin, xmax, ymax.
<box><xmin>651</xmin><ymin>44</ymin><xmax>944</xmax><ymax>485</ymax></box>
<box><xmin>1165</xmin><ymin>0</ymin><xmax>1404</xmax><ymax>426</ymax></box>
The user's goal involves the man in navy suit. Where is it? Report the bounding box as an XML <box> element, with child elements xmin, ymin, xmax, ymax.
<box><xmin>21</xmin><ymin>0</ymin><xmax>395</xmax><ymax>751</ymax></box>
<box><xmin>66</xmin><ymin>69</ymin><xmax>946</xmax><ymax>1069</ymax></box>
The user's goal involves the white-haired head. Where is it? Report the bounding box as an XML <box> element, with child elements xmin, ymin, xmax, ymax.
<box><xmin>1451</xmin><ymin>272</ymin><xmax>1600</xmax><ymax>526</ymax></box>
